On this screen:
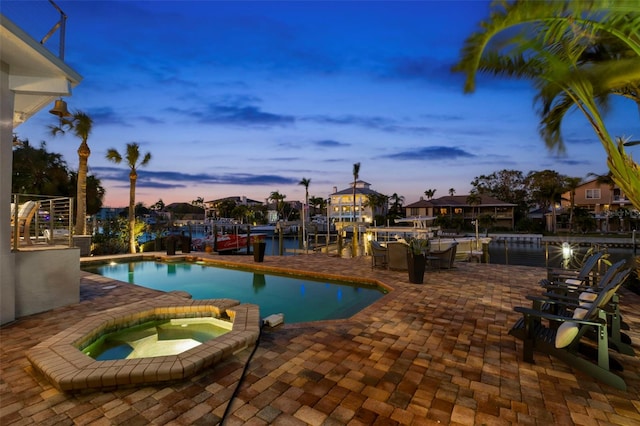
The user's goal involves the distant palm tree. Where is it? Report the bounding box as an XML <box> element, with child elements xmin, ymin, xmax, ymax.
<box><xmin>364</xmin><ymin>193</ymin><xmax>388</xmax><ymax>226</ymax></box>
<box><xmin>269</xmin><ymin>191</ymin><xmax>286</xmax><ymax>220</ymax></box>
<box><xmin>564</xmin><ymin>177</ymin><xmax>583</xmax><ymax>232</ymax></box>
<box><xmin>299</xmin><ymin>177</ymin><xmax>311</xmax><ymax>250</ymax></box>
<box><xmin>106</xmin><ymin>142</ymin><xmax>152</xmax><ymax>253</ymax></box>
<box><xmin>388</xmin><ymin>193</ymin><xmax>405</xmax><ymax>219</ymax></box>
<box><xmin>466</xmin><ymin>191</ymin><xmax>482</xmax><ymax>220</ymax></box>
<box><xmin>352</xmin><ymin>162</ymin><xmax>361</xmax><ymax>257</ymax></box>
<box><xmin>424</xmin><ymin>189</ymin><xmax>436</xmax><ymax>200</ymax></box>
<box><xmin>152</xmin><ymin>199</ymin><xmax>165</xmax><ymax>211</ymax></box>
<box><xmin>449</xmin><ymin>188</ymin><xmax>456</xmax><ymax>196</ymax></box>
<box><xmin>308</xmin><ymin>196</ymin><xmax>325</xmax><ymax>216</ymax></box>
<box><xmin>50</xmin><ymin>111</ymin><xmax>93</xmax><ymax>235</ymax></box>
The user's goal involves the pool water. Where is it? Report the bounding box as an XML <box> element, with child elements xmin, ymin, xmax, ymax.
<box><xmin>82</xmin><ymin>317</ymin><xmax>231</xmax><ymax>360</ymax></box>
<box><xmin>83</xmin><ymin>261</ymin><xmax>386</xmax><ymax>323</ymax></box>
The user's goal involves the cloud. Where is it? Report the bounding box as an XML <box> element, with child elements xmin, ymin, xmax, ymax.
<box><xmin>201</xmin><ymin>104</ymin><xmax>295</xmax><ymax>126</ymax></box>
<box><xmin>86</xmin><ymin>107</ymin><xmax>131</xmax><ymax>127</ymax></box>
<box><xmin>314</xmin><ymin>139</ymin><xmax>350</xmax><ymax>148</ymax></box>
<box><xmin>93</xmin><ymin>166</ymin><xmax>299</xmax><ymax>189</ymax></box>
<box><xmin>165</xmin><ymin>96</ymin><xmax>295</xmax><ymax>127</ymax></box>
<box><xmin>305</xmin><ymin>114</ymin><xmax>434</xmax><ymax>135</ymax></box>
<box><xmin>384</xmin><ymin>146</ymin><xmax>475</xmax><ymax>161</ymax></box>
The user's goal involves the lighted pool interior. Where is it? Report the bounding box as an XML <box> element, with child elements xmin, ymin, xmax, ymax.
<box><xmin>82</xmin><ymin>317</ymin><xmax>232</xmax><ymax>361</ymax></box>
<box><xmin>82</xmin><ymin>260</ymin><xmax>387</xmax><ymax>323</ymax></box>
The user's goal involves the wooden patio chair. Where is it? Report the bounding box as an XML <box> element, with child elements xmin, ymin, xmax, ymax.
<box><xmin>429</xmin><ymin>242</ymin><xmax>458</xmax><ymax>269</ymax></box>
<box><xmin>535</xmin><ymin>259</ymin><xmax>634</xmax><ymax>356</ymax></box>
<box><xmin>540</xmin><ymin>251</ymin><xmax>604</xmax><ymax>289</ymax></box>
<box><xmin>509</xmin><ymin>267</ymin><xmax>633</xmax><ymax>390</ymax></box>
<box><xmin>369</xmin><ymin>240</ymin><xmax>388</xmax><ymax>269</ymax></box>
<box><xmin>387</xmin><ymin>242</ymin><xmax>408</xmax><ymax>271</ymax></box>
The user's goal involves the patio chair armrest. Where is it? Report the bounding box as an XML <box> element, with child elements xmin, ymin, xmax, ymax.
<box><xmin>525</xmin><ymin>294</ymin><xmax>581</xmax><ymax>308</ymax></box>
<box><xmin>514</xmin><ymin>306</ymin><xmax>605</xmax><ymax>327</ymax></box>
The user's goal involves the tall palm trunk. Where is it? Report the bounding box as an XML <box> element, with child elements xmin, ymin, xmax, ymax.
<box><xmin>76</xmin><ymin>140</ymin><xmax>90</xmax><ymax>235</ymax></box>
<box><xmin>129</xmin><ymin>171</ymin><xmax>137</xmax><ymax>253</ymax></box>
<box><xmin>352</xmin><ymin>162</ymin><xmax>360</xmax><ymax>257</ymax></box>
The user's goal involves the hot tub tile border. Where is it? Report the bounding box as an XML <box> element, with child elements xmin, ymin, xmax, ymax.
<box><xmin>26</xmin><ymin>295</ymin><xmax>260</xmax><ymax>391</ymax></box>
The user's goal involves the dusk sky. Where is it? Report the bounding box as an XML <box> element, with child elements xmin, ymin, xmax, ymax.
<box><xmin>7</xmin><ymin>1</ymin><xmax>639</xmax><ymax>208</ymax></box>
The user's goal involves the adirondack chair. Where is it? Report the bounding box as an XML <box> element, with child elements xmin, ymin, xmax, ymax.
<box><xmin>539</xmin><ymin>251</ymin><xmax>604</xmax><ymax>289</ymax></box>
<box><xmin>509</xmin><ymin>268</ymin><xmax>633</xmax><ymax>390</ymax></box>
<box><xmin>10</xmin><ymin>200</ymin><xmax>38</xmax><ymax>246</ymax></box>
<box><xmin>369</xmin><ymin>240</ymin><xmax>388</xmax><ymax>269</ymax></box>
<box><xmin>535</xmin><ymin>259</ymin><xmax>633</xmax><ymax>356</ymax></box>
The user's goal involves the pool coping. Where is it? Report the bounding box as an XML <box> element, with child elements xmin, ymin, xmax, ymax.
<box><xmin>26</xmin><ymin>292</ymin><xmax>260</xmax><ymax>391</ymax></box>
<box><xmin>81</xmin><ymin>252</ymin><xmax>393</xmax><ymax>292</ymax></box>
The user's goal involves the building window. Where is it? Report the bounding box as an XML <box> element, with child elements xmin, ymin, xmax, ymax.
<box><xmin>439</xmin><ymin>208</ymin><xmax>448</xmax><ymax>215</ymax></box>
<box><xmin>585</xmin><ymin>189</ymin><xmax>601</xmax><ymax>200</ymax></box>
<box><xmin>454</xmin><ymin>208</ymin><xmax>463</xmax><ymax>215</ymax></box>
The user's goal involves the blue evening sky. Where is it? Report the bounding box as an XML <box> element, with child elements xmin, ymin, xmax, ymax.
<box><xmin>6</xmin><ymin>1</ymin><xmax>638</xmax><ymax>208</ymax></box>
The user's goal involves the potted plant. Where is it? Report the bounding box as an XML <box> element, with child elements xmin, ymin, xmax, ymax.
<box><xmin>253</xmin><ymin>235</ymin><xmax>267</xmax><ymax>262</ymax></box>
<box><xmin>407</xmin><ymin>238</ymin><xmax>429</xmax><ymax>284</ymax></box>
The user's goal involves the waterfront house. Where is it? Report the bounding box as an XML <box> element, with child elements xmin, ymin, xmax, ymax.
<box><xmin>204</xmin><ymin>196</ymin><xmax>263</xmax><ymax>220</ymax></box>
<box><xmin>404</xmin><ymin>195</ymin><xmax>516</xmax><ymax>230</ymax></box>
<box><xmin>328</xmin><ymin>181</ymin><xmax>387</xmax><ymax>224</ymax></box>
<box><xmin>560</xmin><ymin>178</ymin><xmax>638</xmax><ymax>232</ymax></box>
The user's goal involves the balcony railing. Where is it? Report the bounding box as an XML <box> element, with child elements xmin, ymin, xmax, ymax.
<box><xmin>1</xmin><ymin>0</ymin><xmax>67</xmax><ymax>59</ymax></box>
<box><xmin>11</xmin><ymin>194</ymin><xmax>73</xmax><ymax>250</ymax></box>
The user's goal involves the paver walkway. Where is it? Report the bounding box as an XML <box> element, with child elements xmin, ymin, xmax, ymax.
<box><xmin>1</xmin><ymin>253</ymin><xmax>639</xmax><ymax>425</ymax></box>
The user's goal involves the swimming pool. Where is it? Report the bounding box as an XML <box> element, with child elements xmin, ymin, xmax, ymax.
<box><xmin>82</xmin><ymin>260</ymin><xmax>387</xmax><ymax>323</ymax></box>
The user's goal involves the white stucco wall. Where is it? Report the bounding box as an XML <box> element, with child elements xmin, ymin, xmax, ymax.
<box><xmin>14</xmin><ymin>249</ymin><xmax>80</xmax><ymax>318</ymax></box>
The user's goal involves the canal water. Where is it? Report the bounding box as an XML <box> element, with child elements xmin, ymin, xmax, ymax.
<box><xmin>262</xmin><ymin>236</ymin><xmax>637</xmax><ymax>269</ymax></box>
<box><xmin>486</xmin><ymin>241</ymin><xmax>636</xmax><ymax>269</ymax></box>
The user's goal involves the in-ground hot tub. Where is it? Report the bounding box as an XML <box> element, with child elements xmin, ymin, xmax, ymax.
<box><xmin>27</xmin><ymin>293</ymin><xmax>260</xmax><ymax>391</ymax></box>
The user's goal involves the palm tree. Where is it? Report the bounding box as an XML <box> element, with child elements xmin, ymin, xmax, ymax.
<box><xmin>564</xmin><ymin>177</ymin><xmax>583</xmax><ymax>232</ymax></box>
<box><xmin>449</xmin><ymin>188</ymin><xmax>456</xmax><ymax>196</ymax></box>
<box><xmin>269</xmin><ymin>191</ymin><xmax>286</xmax><ymax>220</ymax></box>
<box><xmin>352</xmin><ymin>162</ymin><xmax>361</xmax><ymax>257</ymax></box>
<box><xmin>424</xmin><ymin>189</ymin><xmax>436</xmax><ymax>200</ymax></box>
<box><xmin>466</xmin><ymin>190</ymin><xmax>482</xmax><ymax>221</ymax></box>
<box><xmin>50</xmin><ymin>111</ymin><xmax>93</xmax><ymax>235</ymax></box>
<box><xmin>364</xmin><ymin>193</ymin><xmax>388</xmax><ymax>226</ymax></box>
<box><xmin>453</xmin><ymin>0</ymin><xmax>640</xmax><ymax>210</ymax></box>
<box><xmin>299</xmin><ymin>177</ymin><xmax>311</xmax><ymax>250</ymax></box>
<box><xmin>106</xmin><ymin>142</ymin><xmax>152</xmax><ymax>253</ymax></box>
<box><xmin>388</xmin><ymin>193</ymin><xmax>405</xmax><ymax>220</ymax></box>
<box><xmin>308</xmin><ymin>196</ymin><xmax>325</xmax><ymax>216</ymax></box>
<box><xmin>528</xmin><ymin>170</ymin><xmax>567</xmax><ymax>234</ymax></box>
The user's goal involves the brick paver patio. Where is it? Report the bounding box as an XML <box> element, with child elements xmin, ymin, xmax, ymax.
<box><xmin>1</xmin><ymin>253</ymin><xmax>639</xmax><ymax>425</ymax></box>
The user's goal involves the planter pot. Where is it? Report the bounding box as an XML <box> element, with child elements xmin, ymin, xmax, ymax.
<box><xmin>181</xmin><ymin>236</ymin><xmax>191</xmax><ymax>253</ymax></box>
<box><xmin>253</xmin><ymin>242</ymin><xmax>266</xmax><ymax>262</ymax></box>
<box><xmin>72</xmin><ymin>235</ymin><xmax>92</xmax><ymax>256</ymax></box>
<box><xmin>407</xmin><ymin>253</ymin><xmax>426</xmax><ymax>284</ymax></box>
<box><xmin>166</xmin><ymin>237</ymin><xmax>176</xmax><ymax>255</ymax></box>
